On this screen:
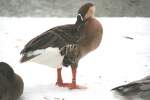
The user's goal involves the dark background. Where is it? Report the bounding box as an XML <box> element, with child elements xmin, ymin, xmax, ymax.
<box><xmin>0</xmin><ymin>0</ymin><xmax>149</xmax><ymax>17</ymax></box>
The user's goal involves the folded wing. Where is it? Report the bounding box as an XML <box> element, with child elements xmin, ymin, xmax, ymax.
<box><xmin>20</xmin><ymin>24</ymin><xmax>80</xmax><ymax>63</ymax></box>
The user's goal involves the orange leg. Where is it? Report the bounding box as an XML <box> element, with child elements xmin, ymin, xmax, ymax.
<box><xmin>55</xmin><ymin>65</ymin><xmax>86</xmax><ymax>89</ymax></box>
<box><xmin>64</xmin><ymin>64</ymin><xmax>87</xmax><ymax>89</ymax></box>
<box><xmin>55</xmin><ymin>68</ymin><xmax>63</xmax><ymax>86</ymax></box>
<box><xmin>70</xmin><ymin>64</ymin><xmax>78</xmax><ymax>89</ymax></box>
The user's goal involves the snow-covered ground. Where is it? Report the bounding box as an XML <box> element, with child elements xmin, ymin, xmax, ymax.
<box><xmin>0</xmin><ymin>17</ymin><xmax>150</xmax><ymax>100</ymax></box>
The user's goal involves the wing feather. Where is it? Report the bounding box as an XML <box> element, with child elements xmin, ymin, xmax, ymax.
<box><xmin>20</xmin><ymin>24</ymin><xmax>80</xmax><ymax>63</ymax></box>
<box><xmin>21</xmin><ymin>24</ymin><xmax>79</xmax><ymax>54</ymax></box>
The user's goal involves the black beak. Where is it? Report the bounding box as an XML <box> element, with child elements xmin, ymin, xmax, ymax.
<box><xmin>75</xmin><ymin>13</ymin><xmax>84</xmax><ymax>30</ymax></box>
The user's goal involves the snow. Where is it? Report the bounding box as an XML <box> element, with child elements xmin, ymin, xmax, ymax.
<box><xmin>0</xmin><ymin>17</ymin><xmax>150</xmax><ymax>100</ymax></box>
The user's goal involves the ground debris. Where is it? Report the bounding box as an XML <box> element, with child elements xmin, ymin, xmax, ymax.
<box><xmin>53</xmin><ymin>97</ymin><xmax>64</xmax><ymax>100</ymax></box>
<box><xmin>123</xmin><ymin>36</ymin><xmax>134</xmax><ymax>40</ymax></box>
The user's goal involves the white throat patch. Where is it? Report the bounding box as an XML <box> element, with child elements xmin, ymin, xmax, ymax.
<box><xmin>78</xmin><ymin>13</ymin><xmax>84</xmax><ymax>21</ymax></box>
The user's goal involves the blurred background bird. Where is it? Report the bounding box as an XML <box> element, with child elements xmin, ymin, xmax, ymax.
<box><xmin>112</xmin><ymin>76</ymin><xmax>150</xmax><ymax>100</ymax></box>
<box><xmin>0</xmin><ymin>62</ymin><xmax>24</xmax><ymax>100</ymax></box>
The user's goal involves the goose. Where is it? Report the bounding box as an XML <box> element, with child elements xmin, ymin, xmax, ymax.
<box><xmin>0</xmin><ymin>62</ymin><xmax>23</xmax><ymax>100</ymax></box>
<box><xmin>20</xmin><ymin>2</ymin><xmax>103</xmax><ymax>89</ymax></box>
